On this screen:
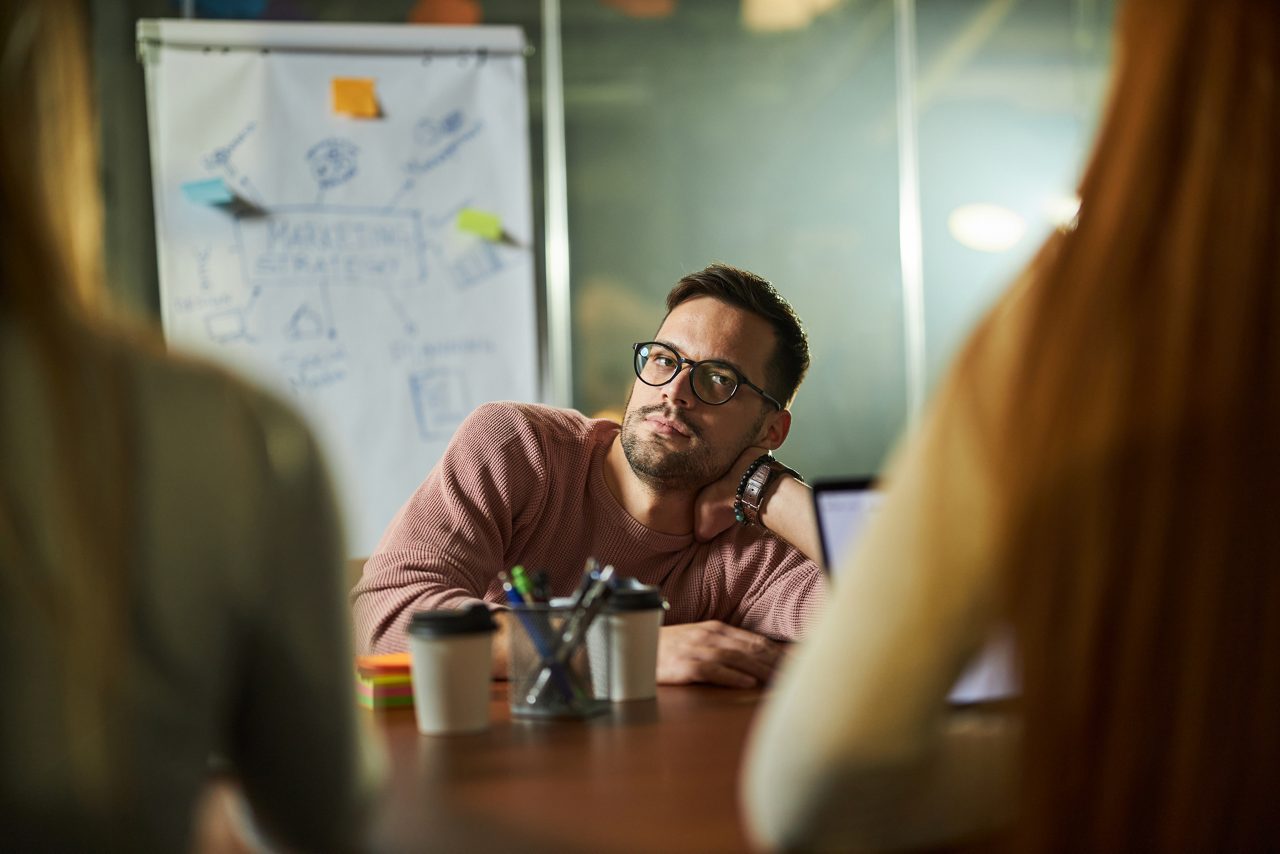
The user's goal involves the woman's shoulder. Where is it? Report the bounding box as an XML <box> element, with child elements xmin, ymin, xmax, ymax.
<box><xmin>118</xmin><ymin>331</ymin><xmax>322</xmax><ymax>486</ymax></box>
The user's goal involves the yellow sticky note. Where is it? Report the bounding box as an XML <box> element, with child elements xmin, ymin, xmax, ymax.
<box><xmin>457</xmin><ymin>208</ymin><xmax>503</xmax><ymax>241</ymax></box>
<box><xmin>332</xmin><ymin>77</ymin><xmax>380</xmax><ymax>118</ymax></box>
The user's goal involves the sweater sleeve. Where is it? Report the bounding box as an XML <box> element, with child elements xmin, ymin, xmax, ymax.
<box><xmin>351</xmin><ymin>402</ymin><xmax>548</xmax><ymax>653</ymax></box>
<box><xmin>714</xmin><ymin>534</ymin><xmax>826</xmax><ymax>642</ymax></box>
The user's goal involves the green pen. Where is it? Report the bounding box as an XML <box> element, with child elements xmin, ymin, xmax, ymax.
<box><xmin>510</xmin><ymin>564</ymin><xmax>535</xmax><ymax>601</ymax></box>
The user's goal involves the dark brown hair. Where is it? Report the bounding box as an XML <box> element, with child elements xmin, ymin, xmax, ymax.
<box><xmin>947</xmin><ymin>0</ymin><xmax>1280</xmax><ymax>848</ymax></box>
<box><xmin>665</xmin><ymin>263</ymin><xmax>810</xmax><ymax>407</ymax></box>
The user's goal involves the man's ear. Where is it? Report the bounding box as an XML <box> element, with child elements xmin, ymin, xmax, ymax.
<box><xmin>756</xmin><ymin>408</ymin><xmax>791</xmax><ymax>451</ymax></box>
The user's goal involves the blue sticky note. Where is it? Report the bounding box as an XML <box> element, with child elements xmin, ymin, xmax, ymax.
<box><xmin>182</xmin><ymin>178</ymin><xmax>235</xmax><ymax>206</ymax></box>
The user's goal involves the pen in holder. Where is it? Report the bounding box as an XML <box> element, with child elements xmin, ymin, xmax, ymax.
<box><xmin>507</xmin><ymin>603</ymin><xmax>605</xmax><ymax>718</ymax></box>
<box><xmin>506</xmin><ymin>563</ymin><xmax>615</xmax><ymax>719</ymax></box>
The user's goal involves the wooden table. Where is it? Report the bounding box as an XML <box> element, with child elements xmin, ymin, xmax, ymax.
<box><xmin>368</xmin><ymin>683</ymin><xmax>766</xmax><ymax>853</ymax></box>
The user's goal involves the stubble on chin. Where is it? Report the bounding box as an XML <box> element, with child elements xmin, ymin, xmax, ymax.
<box><xmin>619</xmin><ymin>406</ymin><xmax>715</xmax><ymax>490</ymax></box>
<box><xmin>619</xmin><ymin>401</ymin><xmax>769</xmax><ymax>491</ymax></box>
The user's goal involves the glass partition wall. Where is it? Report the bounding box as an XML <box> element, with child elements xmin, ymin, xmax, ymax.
<box><xmin>560</xmin><ymin>0</ymin><xmax>907</xmax><ymax>478</ymax></box>
<box><xmin>557</xmin><ymin>0</ymin><xmax>1113</xmax><ymax>478</ymax></box>
<box><xmin>913</xmin><ymin>0</ymin><xmax>1113</xmax><ymax>393</ymax></box>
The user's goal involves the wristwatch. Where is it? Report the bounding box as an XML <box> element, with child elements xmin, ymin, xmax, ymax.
<box><xmin>736</xmin><ymin>455</ymin><xmax>803</xmax><ymax>528</ymax></box>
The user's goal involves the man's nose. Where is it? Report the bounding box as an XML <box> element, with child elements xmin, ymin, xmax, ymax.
<box><xmin>663</xmin><ymin>366</ymin><xmax>696</xmax><ymax>407</ymax></box>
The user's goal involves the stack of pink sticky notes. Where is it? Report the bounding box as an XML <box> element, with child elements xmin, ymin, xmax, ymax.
<box><xmin>355</xmin><ymin>653</ymin><xmax>413</xmax><ymax>710</ymax></box>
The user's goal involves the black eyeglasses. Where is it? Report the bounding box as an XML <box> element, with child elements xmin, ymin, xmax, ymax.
<box><xmin>632</xmin><ymin>342</ymin><xmax>782</xmax><ymax>410</ymax></box>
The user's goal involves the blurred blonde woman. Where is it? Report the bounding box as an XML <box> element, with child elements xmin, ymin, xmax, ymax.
<box><xmin>0</xmin><ymin>2</ymin><xmax>379</xmax><ymax>849</ymax></box>
<box><xmin>743</xmin><ymin>0</ymin><xmax>1280</xmax><ymax>849</ymax></box>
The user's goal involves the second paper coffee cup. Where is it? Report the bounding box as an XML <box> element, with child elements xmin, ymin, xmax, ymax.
<box><xmin>587</xmin><ymin>580</ymin><xmax>664</xmax><ymax>701</ymax></box>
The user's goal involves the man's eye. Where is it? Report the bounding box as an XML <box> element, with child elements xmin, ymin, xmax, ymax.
<box><xmin>708</xmin><ymin>371</ymin><xmax>734</xmax><ymax>386</ymax></box>
<box><xmin>652</xmin><ymin>354</ymin><xmax>676</xmax><ymax>368</ymax></box>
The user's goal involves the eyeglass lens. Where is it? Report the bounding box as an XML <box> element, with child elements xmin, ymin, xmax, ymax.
<box><xmin>634</xmin><ymin>343</ymin><xmax>740</xmax><ymax>405</ymax></box>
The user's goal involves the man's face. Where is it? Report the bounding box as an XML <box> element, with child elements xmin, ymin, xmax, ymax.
<box><xmin>620</xmin><ymin>296</ymin><xmax>779</xmax><ymax>491</ymax></box>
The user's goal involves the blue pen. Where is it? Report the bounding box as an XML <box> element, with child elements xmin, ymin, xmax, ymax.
<box><xmin>498</xmin><ymin>569</ymin><xmax>525</xmax><ymax>606</ymax></box>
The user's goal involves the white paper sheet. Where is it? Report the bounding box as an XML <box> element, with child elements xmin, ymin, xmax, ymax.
<box><xmin>142</xmin><ymin>22</ymin><xmax>538</xmax><ymax>554</ymax></box>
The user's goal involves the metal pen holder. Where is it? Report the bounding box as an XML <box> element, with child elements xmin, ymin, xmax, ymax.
<box><xmin>506</xmin><ymin>603</ymin><xmax>608</xmax><ymax>719</ymax></box>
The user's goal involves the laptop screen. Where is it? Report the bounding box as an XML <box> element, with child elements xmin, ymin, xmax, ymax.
<box><xmin>810</xmin><ymin>477</ymin><xmax>1018</xmax><ymax>705</ymax></box>
<box><xmin>812</xmin><ymin>477</ymin><xmax>883</xmax><ymax>573</ymax></box>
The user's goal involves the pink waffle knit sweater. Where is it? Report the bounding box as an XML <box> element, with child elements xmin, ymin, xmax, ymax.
<box><xmin>352</xmin><ymin>402</ymin><xmax>825</xmax><ymax>654</ymax></box>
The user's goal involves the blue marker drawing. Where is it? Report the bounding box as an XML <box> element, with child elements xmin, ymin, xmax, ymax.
<box><xmin>425</xmin><ymin>200</ymin><xmax>470</xmax><ymax>230</ymax></box>
<box><xmin>195</xmin><ymin>247</ymin><xmax>214</xmax><ymax>290</ymax></box>
<box><xmin>205</xmin><ymin>308</ymin><xmax>247</xmax><ymax>342</ymax></box>
<box><xmin>237</xmin><ymin>206</ymin><xmax>426</xmax><ymax>288</ymax></box>
<box><xmin>199</xmin><ymin>122</ymin><xmax>267</xmax><ymax>207</ymax></box>
<box><xmin>449</xmin><ymin>241</ymin><xmax>504</xmax><ymax>290</ymax></box>
<box><xmin>306</xmin><ymin>138</ymin><xmax>359</xmax><ymax>190</ymax></box>
<box><xmin>285</xmin><ymin>304</ymin><xmax>325</xmax><ymax>341</ymax></box>
<box><xmin>236</xmin><ymin>175</ymin><xmax>265</xmax><ymax>205</ymax></box>
<box><xmin>280</xmin><ymin>347</ymin><xmax>349</xmax><ymax>394</ymax></box>
<box><xmin>380</xmin><ymin>288</ymin><xmax>417</xmax><ymax>336</ymax></box>
<box><xmin>413</xmin><ymin>109</ymin><xmax>466</xmax><ymax>148</ymax></box>
<box><xmin>409</xmin><ymin>367</ymin><xmax>467</xmax><ymax>440</ymax></box>
<box><xmin>169</xmin><ymin>98</ymin><xmax>528</xmax><ymax>443</ymax></box>
<box><xmin>413</xmin><ymin>117</ymin><xmax>444</xmax><ymax>148</ymax></box>
<box><xmin>213</xmin><ymin>206</ymin><xmax>430</xmax><ymax>357</ymax></box>
<box><xmin>441</xmin><ymin>110</ymin><xmax>464</xmax><ymax>134</ymax></box>
<box><xmin>203</xmin><ymin>121</ymin><xmax>256</xmax><ymax>172</ymax></box>
<box><xmin>173</xmin><ymin>292</ymin><xmax>233</xmax><ymax>314</ymax></box>
<box><xmin>403</xmin><ymin>121</ymin><xmax>483</xmax><ymax>177</ymax></box>
<box><xmin>417</xmin><ymin>339</ymin><xmax>495</xmax><ymax>359</ymax></box>
<box><xmin>383</xmin><ymin>177</ymin><xmax>416</xmax><ymax>211</ymax></box>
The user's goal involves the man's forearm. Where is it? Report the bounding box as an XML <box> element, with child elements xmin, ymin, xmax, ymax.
<box><xmin>758</xmin><ymin>475</ymin><xmax>822</xmax><ymax>564</ymax></box>
<box><xmin>351</xmin><ymin>554</ymin><xmax>497</xmax><ymax>655</ymax></box>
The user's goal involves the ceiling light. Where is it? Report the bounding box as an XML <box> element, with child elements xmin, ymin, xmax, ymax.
<box><xmin>947</xmin><ymin>203</ymin><xmax>1027</xmax><ymax>253</ymax></box>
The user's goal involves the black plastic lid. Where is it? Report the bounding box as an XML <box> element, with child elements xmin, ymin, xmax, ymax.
<box><xmin>607</xmin><ymin>578</ymin><xmax>665</xmax><ymax>612</ymax></box>
<box><xmin>408</xmin><ymin>604</ymin><xmax>497</xmax><ymax>638</ymax></box>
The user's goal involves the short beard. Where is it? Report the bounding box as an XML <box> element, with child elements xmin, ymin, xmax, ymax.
<box><xmin>619</xmin><ymin>403</ymin><xmax>765</xmax><ymax>492</ymax></box>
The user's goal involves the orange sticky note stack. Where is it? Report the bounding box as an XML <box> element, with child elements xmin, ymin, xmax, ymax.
<box><xmin>332</xmin><ymin>77</ymin><xmax>381</xmax><ymax>118</ymax></box>
<box><xmin>355</xmin><ymin>653</ymin><xmax>412</xmax><ymax>709</ymax></box>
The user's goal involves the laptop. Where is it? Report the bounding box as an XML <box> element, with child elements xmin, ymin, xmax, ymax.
<box><xmin>812</xmin><ymin>477</ymin><xmax>884</xmax><ymax>572</ymax></box>
<box><xmin>810</xmin><ymin>477</ymin><xmax>1018</xmax><ymax>706</ymax></box>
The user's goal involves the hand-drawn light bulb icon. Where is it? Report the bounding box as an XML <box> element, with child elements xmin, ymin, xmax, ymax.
<box><xmin>306</xmin><ymin>138</ymin><xmax>359</xmax><ymax>189</ymax></box>
<box><xmin>441</xmin><ymin>109</ymin><xmax>464</xmax><ymax>134</ymax></box>
<box><xmin>413</xmin><ymin>110</ymin><xmax>465</xmax><ymax>148</ymax></box>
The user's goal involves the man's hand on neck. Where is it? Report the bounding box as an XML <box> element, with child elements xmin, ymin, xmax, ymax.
<box><xmin>695</xmin><ymin>445</ymin><xmax>824</xmax><ymax>564</ymax></box>
<box><xmin>604</xmin><ymin>431</ymin><xmax>820</xmax><ymax>562</ymax></box>
<box><xmin>692</xmin><ymin>444</ymin><xmax>770</xmax><ymax>541</ymax></box>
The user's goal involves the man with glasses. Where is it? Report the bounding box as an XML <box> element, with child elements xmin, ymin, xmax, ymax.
<box><xmin>354</xmin><ymin>264</ymin><xmax>824</xmax><ymax>688</ymax></box>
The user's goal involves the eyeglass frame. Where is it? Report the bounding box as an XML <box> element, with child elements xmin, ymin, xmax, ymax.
<box><xmin>631</xmin><ymin>341</ymin><xmax>784</xmax><ymax>411</ymax></box>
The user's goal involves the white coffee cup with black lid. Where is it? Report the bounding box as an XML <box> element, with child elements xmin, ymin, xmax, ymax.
<box><xmin>407</xmin><ymin>604</ymin><xmax>496</xmax><ymax>735</ymax></box>
<box><xmin>586</xmin><ymin>579</ymin><xmax>665</xmax><ymax>702</ymax></box>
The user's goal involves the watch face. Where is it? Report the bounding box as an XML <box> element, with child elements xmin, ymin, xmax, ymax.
<box><xmin>745</xmin><ymin>465</ymin><xmax>771</xmax><ymax>503</ymax></box>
